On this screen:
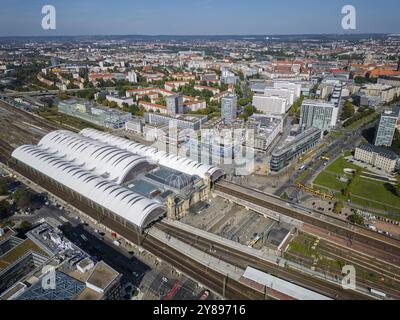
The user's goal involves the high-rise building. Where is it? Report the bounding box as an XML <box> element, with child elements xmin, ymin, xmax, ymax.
<box><xmin>374</xmin><ymin>107</ymin><xmax>400</xmax><ymax>147</ymax></box>
<box><xmin>221</xmin><ymin>94</ymin><xmax>237</xmax><ymax>124</ymax></box>
<box><xmin>166</xmin><ymin>94</ymin><xmax>183</xmax><ymax>116</ymax></box>
<box><xmin>300</xmin><ymin>100</ymin><xmax>339</xmax><ymax>132</ymax></box>
<box><xmin>127</xmin><ymin>71</ymin><xmax>138</xmax><ymax>83</ymax></box>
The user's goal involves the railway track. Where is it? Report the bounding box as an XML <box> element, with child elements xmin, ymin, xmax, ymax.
<box><xmin>143</xmin><ymin>235</ymin><xmax>265</xmax><ymax>300</ymax></box>
<box><xmin>155</xmin><ymin>221</ymin><xmax>373</xmax><ymax>300</ymax></box>
<box><xmin>0</xmin><ymin>101</ymin><xmax>57</xmax><ymax>133</ymax></box>
<box><xmin>215</xmin><ymin>180</ymin><xmax>400</xmax><ymax>262</ymax></box>
<box><xmin>316</xmin><ymin>240</ymin><xmax>400</xmax><ymax>282</ymax></box>
<box><xmin>283</xmin><ymin>232</ymin><xmax>400</xmax><ymax>299</ymax></box>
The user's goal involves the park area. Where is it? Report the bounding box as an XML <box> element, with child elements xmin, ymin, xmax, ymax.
<box><xmin>313</xmin><ymin>156</ymin><xmax>400</xmax><ymax>217</ymax></box>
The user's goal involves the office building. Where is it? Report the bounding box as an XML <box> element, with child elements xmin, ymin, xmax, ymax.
<box><xmin>355</xmin><ymin>144</ymin><xmax>398</xmax><ymax>173</ymax></box>
<box><xmin>300</xmin><ymin>100</ymin><xmax>338</xmax><ymax>132</ymax></box>
<box><xmin>221</xmin><ymin>94</ymin><xmax>237</xmax><ymax>125</ymax></box>
<box><xmin>252</xmin><ymin>95</ymin><xmax>288</xmax><ymax>116</ymax></box>
<box><xmin>263</xmin><ymin>88</ymin><xmax>295</xmax><ymax>106</ymax></box>
<box><xmin>374</xmin><ymin>108</ymin><xmax>400</xmax><ymax>147</ymax></box>
<box><xmin>58</xmin><ymin>99</ymin><xmax>132</xmax><ymax>129</ymax></box>
<box><xmin>221</xmin><ymin>68</ymin><xmax>238</xmax><ymax>85</ymax></box>
<box><xmin>144</xmin><ymin>113</ymin><xmax>207</xmax><ymax>131</ymax></box>
<box><xmin>167</xmin><ymin>94</ymin><xmax>184</xmax><ymax>115</ymax></box>
<box><xmin>273</xmin><ymin>81</ymin><xmax>302</xmax><ymax>99</ymax></box>
<box><xmin>270</xmin><ymin>127</ymin><xmax>322</xmax><ymax>172</ymax></box>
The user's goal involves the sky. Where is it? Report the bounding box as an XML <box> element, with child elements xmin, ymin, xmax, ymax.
<box><xmin>0</xmin><ymin>0</ymin><xmax>399</xmax><ymax>36</ymax></box>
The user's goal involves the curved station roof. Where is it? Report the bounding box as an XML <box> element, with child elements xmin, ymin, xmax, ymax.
<box><xmin>12</xmin><ymin>145</ymin><xmax>165</xmax><ymax>229</ymax></box>
<box><xmin>11</xmin><ymin>129</ymin><xmax>223</xmax><ymax>229</ymax></box>
<box><xmin>38</xmin><ymin>130</ymin><xmax>151</xmax><ymax>184</ymax></box>
<box><xmin>80</xmin><ymin>128</ymin><xmax>224</xmax><ymax>182</ymax></box>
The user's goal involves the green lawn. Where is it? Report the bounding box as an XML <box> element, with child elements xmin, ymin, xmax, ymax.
<box><xmin>313</xmin><ymin>171</ymin><xmax>347</xmax><ymax>191</ymax></box>
<box><xmin>325</xmin><ymin>156</ymin><xmax>363</xmax><ymax>175</ymax></box>
<box><xmin>313</xmin><ymin>156</ymin><xmax>400</xmax><ymax>216</ymax></box>
<box><xmin>287</xmin><ymin>233</ymin><xmax>318</xmax><ymax>257</ymax></box>
<box><xmin>352</xmin><ymin>178</ymin><xmax>400</xmax><ymax>212</ymax></box>
<box><xmin>328</xmin><ymin>131</ymin><xmax>343</xmax><ymax>138</ymax></box>
<box><xmin>39</xmin><ymin>111</ymin><xmax>105</xmax><ymax>131</ymax></box>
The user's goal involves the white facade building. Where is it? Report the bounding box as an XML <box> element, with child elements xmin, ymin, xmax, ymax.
<box><xmin>252</xmin><ymin>95</ymin><xmax>288</xmax><ymax>115</ymax></box>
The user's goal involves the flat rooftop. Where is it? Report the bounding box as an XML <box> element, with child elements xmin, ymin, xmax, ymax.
<box><xmin>0</xmin><ymin>239</ymin><xmax>48</xmax><ymax>272</ymax></box>
<box><xmin>0</xmin><ymin>227</ymin><xmax>15</xmax><ymax>243</ymax></box>
<box><xmin>86</xmin><ymin>261</ymin><xmax>119</xmax><ymax>292</ymax></box>
<box><xmin>17</xmin><ymin>271</ymin><xmax>86</xmax><ymax>300</ymax></box>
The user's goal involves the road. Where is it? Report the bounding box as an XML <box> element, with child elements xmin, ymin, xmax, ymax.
<box><xmin>274</xmin><ymin>115</ymin><xmax>380</xmax><ymax>200</ymax></box>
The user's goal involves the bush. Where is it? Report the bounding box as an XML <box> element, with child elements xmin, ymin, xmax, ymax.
<box><xmin>347</xmin><ymin>213</ymin><xmax>364</xmax><ymax>226</ymax></box>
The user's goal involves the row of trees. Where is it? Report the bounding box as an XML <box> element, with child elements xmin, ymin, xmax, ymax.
<box><xmin>340</xmin><ymin>101</ymin><xmax>356</xmax><ymax>121</ymax></box>
<box><xmin>288</xmin><ymin>95</ymin><xmax>305</xmax><ymax>120</ymax></box>
<box><xmin>342</xmin><ymin>107</ymin><xmax>376</xmax><ymax>128</ymax></box>
<box><xmin>239</xmin><ymin>105</ymin><xmax>258</xmax><ymax>120</ymax></box>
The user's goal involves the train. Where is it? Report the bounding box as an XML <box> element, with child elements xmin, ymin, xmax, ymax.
<box><xmin>368</xmin><ymin>288</ymin><xmax>387</xmax><ymax>299</ymax></box>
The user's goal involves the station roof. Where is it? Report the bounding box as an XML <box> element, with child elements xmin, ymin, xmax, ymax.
<box><xmin>242</xmin><ymin>267</ymin><xmax>332</xmax><ymax>301</ymax></box>
<box><xmin>80</xmin><ymin>128</ymin><xmax>224</xmax><ymax>182</ymax></box>
<box><xmin>12</xmin><ymin>145</ymin><xmax>166</xmax><ymax>229</ymax></box>
<box><xmin>38</xmin><ymin>130</ymin><xmax>151</xmax><ymax>185</ymax></box>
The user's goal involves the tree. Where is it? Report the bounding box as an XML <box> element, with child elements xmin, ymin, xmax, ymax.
<box><xmin>235</xmin><ymin>84</ymin><xmax>243</xmax><ymax>98</ymax></box>
<box><xmin>347</xmin><ymin>213</ymin><xmax>364</xmax><ymax>226</ymax></box>
<box><xmin>395</xmin><ymin>175</ymin><xmax>400</xmax><ymax>196</ymax></box>
<box><xmin>0</xmin><ymin>178</ymin><xmax>7</xmax><ymax>195</ymax></box>
<box><xmin>340</xmin><ymin>101</ymin><xmax>355</xmax><ymax>121</ymax></box>
<box><xmin>142</xmin><ymin>95</ymin><xmax>151</xmax><ymax>103</ymax></box>
<box><xmin>242</xmin><ymin>105</ymin><xmax>257</xmax><ymax>119</ymax></box>
<box><xmin>333</xmin><ymin>201</ymin><xmax>344</xmax><ymax>214</ymax></box>
<box><xmin>0</xmin><ymin>200</ymin><xmax>11</xmax><ymax>219</ymax></box>
<box><xmin>391</xmin><ymin>130</ymin><xmax>400</xmax><ymax>155</ymax></box>
<box><xmin>17</xmin><ymin>221</ymin><xmax>32</xmax><ymax>233</ymax></box>
<box><xmin>289</xmin><ymin>95</ymin><xmax>304</xmax><ymax>119</ymax></box>
<box><xmin>12</xmin><ymin>188</ymin><xmax>33</xmax><ymax>209</ymax></box>
<box><xmin>281</xmin><ymin>192</ymin><xmax>289</xmax><ymax>200</ymax></box>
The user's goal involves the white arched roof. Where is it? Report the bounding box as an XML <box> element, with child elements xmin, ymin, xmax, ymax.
<box><xmin>12</xmin><ymin>145</ymin><xmax>166</xmax><ymax>229</ymax></box>
<box><xmin>38</xmin><ymin>130</ymin><xmax>151</xmax><ymax>184</ymax></box>
<box><xmin>80</xmin><ymin>128</ymin><xmax>224</xmax><ymax>182</ymax></box>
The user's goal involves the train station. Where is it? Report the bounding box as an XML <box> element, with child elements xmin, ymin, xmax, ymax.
<box><xmin>10</xmin><ymin>129</ymin><xmax>224</xmax><ymax>230</ymax></box>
